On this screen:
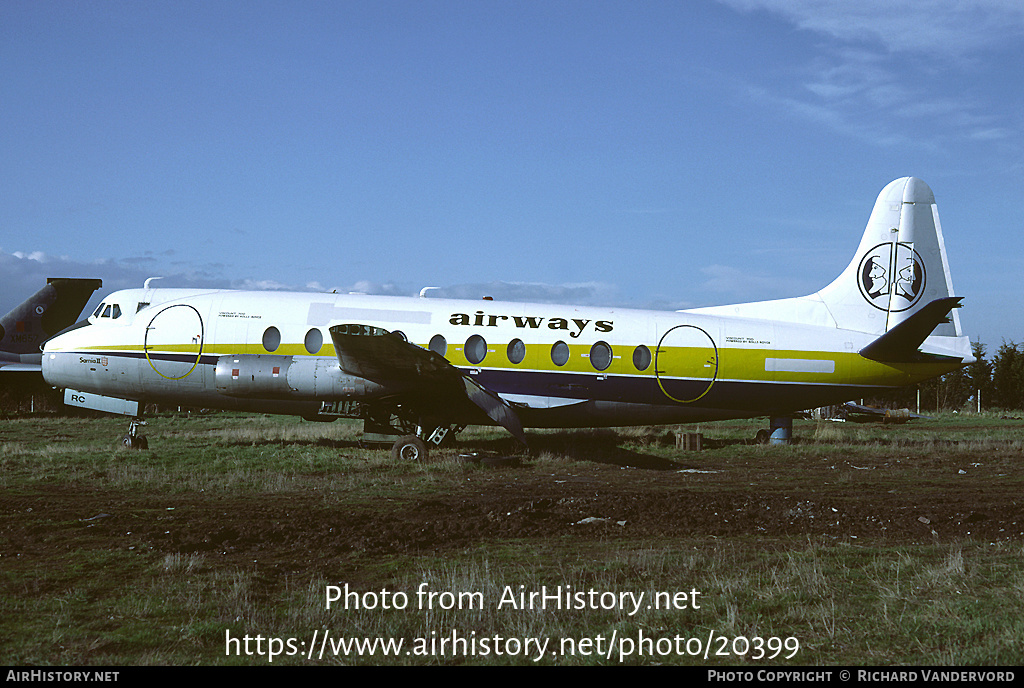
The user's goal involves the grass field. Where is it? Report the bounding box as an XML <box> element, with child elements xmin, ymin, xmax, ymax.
<box><xmin>2</xmin><ymin>411</ymin><xmax>1023</xmax><ymax>665</ymax></box>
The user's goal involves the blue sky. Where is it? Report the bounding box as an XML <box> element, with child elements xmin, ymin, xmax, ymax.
<box><xmin>2</xmin><ymin>1</ymin><xmax>1022</xmax><ymax>347</ymax></box>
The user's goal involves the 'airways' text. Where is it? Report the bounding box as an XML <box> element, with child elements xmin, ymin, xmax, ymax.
<box><xmin>449</xmin><ymin>311</ymin><xmax>613</xmax><ymax>339</ymax></box>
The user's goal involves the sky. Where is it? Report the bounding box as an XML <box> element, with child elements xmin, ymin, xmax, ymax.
<box><xmin>2</xmin><ymin>0</ymin><xmax>1022</xmax><ymax>348</ymax></box>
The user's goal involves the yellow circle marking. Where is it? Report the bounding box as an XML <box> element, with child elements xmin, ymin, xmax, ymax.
<box><xmin>144</xmin><ymin>305</ymin><xmax>204</xmax><ymax>380</ymax></box>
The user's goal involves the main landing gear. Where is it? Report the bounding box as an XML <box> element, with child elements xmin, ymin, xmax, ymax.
<box><xmin>121</xmin><ymin>417</ymin><xmax>148</xmax><ymax>450</ymax></box>
<box><xmin>755</xmin><ymin>416</ymin><xmax>793</xmax><ymax>445</ymax></box>
<box><xmin>391</xmin><ymin>435</ymin><xmax>428</xmax><ymax>461</ymax></box>
<box><xmin>361</xmin><ymin>408</ymin><xmax>463</xmax><ymax>462</ymax></box>
<box><xmin>387</xmin><ymin>424</ymin><xmax>463</xmax><ymax>461</ymax></box>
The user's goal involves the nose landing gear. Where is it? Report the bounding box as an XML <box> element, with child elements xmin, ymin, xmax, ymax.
<box><xmin>121</xmin><ymin>417</ymin><xmax>148</xmax><ymax>450</ymax></box>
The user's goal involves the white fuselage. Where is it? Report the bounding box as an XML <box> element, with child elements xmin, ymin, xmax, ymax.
<box><xmin>41</xmin><ymin>287</ymin><xmax>965</xmax><ymax>427</ymax></box>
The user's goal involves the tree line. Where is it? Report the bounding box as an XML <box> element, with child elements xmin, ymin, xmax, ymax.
<box><xmin>880</xmin><ymin>341</ymin><xmax>1024</xmax><ymax>413</ymax></box>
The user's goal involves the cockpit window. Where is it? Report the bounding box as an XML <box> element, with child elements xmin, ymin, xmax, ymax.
<box><xmin>93</xmin><ymin>302</ymin><xmax>123</xmax><ymax>320</ymax></box>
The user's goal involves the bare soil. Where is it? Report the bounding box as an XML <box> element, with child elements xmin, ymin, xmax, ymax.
<box><xmin>4</xmin><ymin>431</ymin><xmax>1021</xmax><ymax>580</ymax></box>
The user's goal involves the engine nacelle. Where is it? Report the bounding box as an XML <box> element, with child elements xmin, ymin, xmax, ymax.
<box><xmin>214</xmin><ymin>354</ymin><xmax>386</xmax><ymax>399</ymax></box>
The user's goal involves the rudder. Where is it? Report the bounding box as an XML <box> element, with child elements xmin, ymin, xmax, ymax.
<box><xmin>816</xmin><ymin>177</ymin><xmax>962</xmax><ymax>337</ymax></box>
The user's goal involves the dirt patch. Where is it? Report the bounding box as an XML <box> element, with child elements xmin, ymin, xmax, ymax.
<box><xmin>4</xmin><ymin>447</ymin><xmax>1021</xmax><ymax>579</ymax></box>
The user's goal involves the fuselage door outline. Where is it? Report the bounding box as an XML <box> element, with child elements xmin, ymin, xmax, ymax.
<box><xmin>654</xmin><ymin>324</ymin><xmax>719</xmax><ymax>404</ymax></box>
<box><xmin>143</xmin><ymin>304</ymin><xmax>205</xmax><ymax>381</ymax></box>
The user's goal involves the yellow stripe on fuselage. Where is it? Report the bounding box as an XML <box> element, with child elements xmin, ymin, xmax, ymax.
<box><xmin>80</xmin><ymin>339</ymin><xmax>958</xmax><ymax>390</ymax></box>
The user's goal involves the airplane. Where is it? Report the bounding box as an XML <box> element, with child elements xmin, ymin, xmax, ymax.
<box><xmin>40</xmin><ymin>177</ymin><xmax>972</xmax><ymax>458</ymax></box>
<box><xmin>837</xmin><ymin>401</ymin><xmax>929</xmax><ymax>424</ymax></box>
<box><xmin>1</xmin><ymin>278</ymin><xmax>103</xmax><ymax>372</ymax></box>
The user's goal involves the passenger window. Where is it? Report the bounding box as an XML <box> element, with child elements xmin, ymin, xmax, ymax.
<box><xmin>507</xmin><ymin>339</ymin><xmax>525</xmax><ymax>364</ymax></box>
<box><xmin>304</xmin><ymin>328</ymin><xmax>323</xmax><ymax>354</ymax></box>
<box><xmin>551</xmin><ymin>341</ymin><xmax>569</xmax><ymax>367</ymax></box>
<box><xmin>429</xmin><ymin>334</ymin><xmax>447</xmax><ymax>356</ymax></box>
<box><xmin>465</xmin><ymin>335</ymin><xmax>487</xmax><ymax>364</ymax></box>
<box><xmin>590</xmin><ymin>341</ymin><xmax>612</xmax><ymax>371</ymax></box>
<box><xmin>263</xmin><ymin>326</ymin><xmax>281</xmax><ymax>352</ymax></box>
<box><xmin>633</xmin><ymin>345</ymin><xmax>651</xmax><ymax>371</ymax></box>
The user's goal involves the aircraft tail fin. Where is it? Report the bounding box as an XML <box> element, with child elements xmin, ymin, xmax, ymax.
<box><xmin>1</xmin><ymin>278</ymin><xmax>103</xmax><ymax>358</ymax></box>
<box><xmin>816</xmin><ymin>177</ymin><xmax>962</xmax><ymax>337</ymax></box>
<box><xmin>688</xmin><ymin>178</ymin><xmax>965</xmax><ymax>347</ymax></box>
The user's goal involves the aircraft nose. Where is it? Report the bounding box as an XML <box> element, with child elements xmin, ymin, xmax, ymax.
<box><xmin>41</xmin><ymin>350</ymin><xmax>59</xmax><ymax>386</ymax></box>
<box><xmin>41</xmin><ymin>330</ymin><xmax>77</xmax><ymax>386</ymax></box>
<box><xmin>41</xmin><ymin>348</ymin><xmax>79</xmax><ymax>389</ymax></box>
<box><xmin>42</xmin><ymin>318</ymin><xmax>92</xmax><ymax>350</ymax></box>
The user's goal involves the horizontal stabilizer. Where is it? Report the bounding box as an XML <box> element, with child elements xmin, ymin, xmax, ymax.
<box><xmin>329</xmin><ymin>324</ymin><xmax>526</xmax><ymax>444</ymax></box>
<box><xmin>859</xmin><ymin>297</ymin><xmax>963</xmax><ymax>363</ymax></box>
<box><xmin>0</xmin><ymin>362</ymin><xmax>42</xmax><ymax>372</ymax></box>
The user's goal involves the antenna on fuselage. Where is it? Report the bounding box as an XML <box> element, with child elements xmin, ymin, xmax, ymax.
<box><xmin>143</xmin><ymin>277</ymin><xmax>163</xmax><ymax>290</ymax></box>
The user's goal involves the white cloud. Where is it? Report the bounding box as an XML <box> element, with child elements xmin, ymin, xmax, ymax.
<box><xmin>422</xmin><ymin>280</ymin><xmax>619</xmax><ymax>306</ymax></box>
<box><xmin>719</xmin><ymin>0</ymin><xmax>1024</xmax><ymax>56</ymax></box>
<box><xmin>11</xmin><ymin>250</ymin><xmax>48</xmax><ymax>262</ymax></box>
<box><xmin>231</xmin><ymin>278</ymin><xmax>300</xmax><ymax>292</ymax></box>
<box><xmin>719</xmin><ymin>1</ymin><xmax>1022</xmax><ymax>150</ymax></box>
<box><xmin>0</xmin><ymin>249</ymin><xmax>229</xmax><ymax>317</ymax></box>
<box><xmin>0</xmin><ymin>249</ymin><xmax>630</xmax><ymax>316</ymax></box>
<box><xmin>970</xmin><ymin>128</ymin><xmax>1013</xmax><ymax>141</ymax></box>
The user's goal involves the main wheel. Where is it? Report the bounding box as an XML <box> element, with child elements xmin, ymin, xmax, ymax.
<box><xmin>391</xmin><ymin>435</ymin><xmax>428</xmax><ymax>462</ymax></box>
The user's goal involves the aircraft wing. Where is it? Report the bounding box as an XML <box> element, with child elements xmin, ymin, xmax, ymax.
<box><xmin>841</xmin><ymin>402</ymin><xmax>929</xmax><ymax>423</ymax></box>
<box><xmin>0</xmin><ymin>351</ymin><xmax>41</xmax><ymax>373</ymax></box>
<box><xmin>328</xmin><ymin>324</ymin><xmax>526</xmax><ymax>444</ymax></box>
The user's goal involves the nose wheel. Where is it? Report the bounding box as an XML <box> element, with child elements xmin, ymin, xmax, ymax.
<box><xmin>121</xmin><ymin>418</ymin><xmax>148</xmax><ymax>450</ymax></box>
